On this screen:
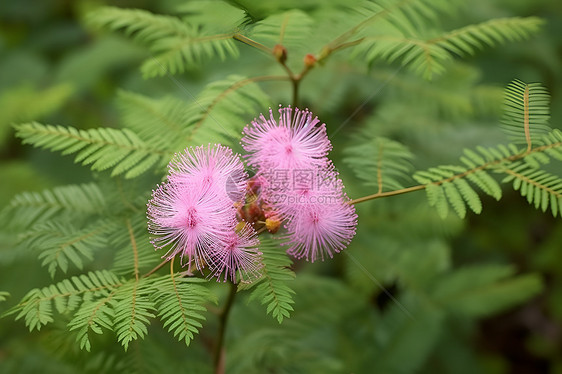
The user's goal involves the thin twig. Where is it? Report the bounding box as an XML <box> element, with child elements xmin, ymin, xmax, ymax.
<box><xmin>348</xmin><ymin>140</ymin><xmax>562</xmax><ymax>205</ymax></box>
<box><xmin>214</xmin><ymin>281</ymin><xmax>238</xmax><ymax>374</ymax></box>
<box><xmin>233</xmin><ymin>33</ymin><xmax>272</xmax><ymax>54</ymax></box>
<box><xmin>142</xmin><ymin>258</ymin><xmax>168</xmax><ymax>278</ymax></box>
<box><xmin>349</xmin><ymin>184</ymin><xmax>426</xmax><ymax>205</ymax></box>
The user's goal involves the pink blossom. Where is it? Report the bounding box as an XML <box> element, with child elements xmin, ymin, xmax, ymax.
<box><xmin>282</xmin><ymin>194</ymin><xmax>357</xmax><ymax>262</ymax></box>
<box><xmin>241</xmin><ymin>107</ymin><xmax>332</xmax><ymax>172</ymax></box>
<box><xmin>168</xmin><ymin>144</ymin><xmax>247</xmax><ymax>202</ymax></box>
<box><xmin>266</xmin><ymin>163</ymin><xmax>341</xmax><ymax>217</ymax></box>
<box><xmin>210</xmin><ymin>223</ymin><xmax>262</xmax><ymax>283</ymax></box>
<box><xmin>147</xmin><ymin>177</ymin><xmax>237</xmax><ymax>271</ymax></box>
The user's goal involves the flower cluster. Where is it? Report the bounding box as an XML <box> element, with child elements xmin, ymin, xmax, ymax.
<box><xmin>147</xmin><ymin>107</ymin><xmax>358</xmax><ymax>282</ymax></box>
<box><xmin>147</xmin><ymin>144</ymin><xmax>262</xmax><ymax>283</ymax></box>
<box><xmin>242</xmin><ymin>106</ymin><xmax>357</xmax><ymax>262</ymax></box>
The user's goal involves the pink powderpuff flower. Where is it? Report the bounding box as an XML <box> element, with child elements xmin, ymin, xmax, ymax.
<box><xmin>210</xmin><ymin>222</ymin><xmax>262</xmax><ymax>283</ymax></box>
<box><xmin>241</xmin><ymin>106</ymin><xmax>332</xmax><ymax>172</ymax></box>
<box><xmin>147</xmin><ymin>179</ymin><xmax>237</xmax><ymax>270</ymax></box>
<box><xmin>267</xmin><ymin>162</ymin><xmax>341</xmax><ymax>218</ymax></box>
<box><xmin>168</xmin><ymin>144</ymin><xmax>248</xmax><ymax>203</ymax></box>
<box><xmin>282</xmin><ymin>191</ymin><xmax>358</xmax><ymax>262</ymax></box>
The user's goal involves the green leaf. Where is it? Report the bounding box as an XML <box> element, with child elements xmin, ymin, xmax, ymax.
<box><xmin>112</xmin><ymin>278</ymin><xmax>156</xmax><ymax>351</ymax></box>
<box><xmin>14</xmin><ymin>122</ymin><xmax>167</xmax><ymax>178</ymax></box>
<box><xmin>249</xmin><ymin>9</ymin><xmax>314</xmax><ymax>49</ymax></box>
<box><xmin>344</xmin><ymin>136</ymin><xmax>414</xmax><ymax>192</ymax></box>
<box><xmin>24</xmin><ymin>220</ymin><xmax>111</xmax><ymax>278</ymax></box>
<box><xmin>0</xmin><ymin>291</ymin><xmax>10</xmax><ymax>302</ymax></box>
<box><xmin>68</xmin><ymin>291</ymin><xmax>116</xmax><ymax>352</ymax></box>
<box><xmin>353</xmin><ymin>11</ymin><xmax>541</xmax><ymax>79</ymax></box>
<box><xmin>152</xmin><ymin>276</ymin><xmax>215</xmax><ymax>346</ymax></box>
<box><xmin>1</xmin><ymin>183</ymin><xmax>106</xmax><ymax>229</ymax></box>
<box><xmin>413</xmin><ymin>143</ymin><xmax>510</xmax><ymax>218</ymax></box>
<box><xmin>117</xmin><ymin>91</ymin><xmax>191</xmax><ymax>155</ymax></box>
<box><xmin>500</xmin><ymin>79</ymin><xmax>551</xmax><ymax>148</ymax></box>
<box><xmin>502</xmin><ymin>163</ymin><xmax>562</xmax><ymax>217</ymax></box>
<box><xmin>247</xmin><ymin>238</ymin><xmax>295</xmax><ymax>323</ymax></box>
<box><xmin>5</xmin><ymin>271</ymin><xmax>122</xmax><ymax>332</ymax></box>
<box><xmin>183</xmin><ymin>75</ymin><xmax>271</xmax><ymax>146</ymax></box>
<box><xmin>88</xmin><ymin>6</ymin><xmax>242</xmax><ymax>77</ymax></box>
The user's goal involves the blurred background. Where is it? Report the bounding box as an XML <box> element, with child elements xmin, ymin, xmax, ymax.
<box><xmin>1</xmin><ymin>0</ymin><xmax>561</xmax><ymax>373</ymax></box>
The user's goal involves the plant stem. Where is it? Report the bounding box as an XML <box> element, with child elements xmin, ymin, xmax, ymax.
<box><xmin>142</xmin><ymin>258</ymin><xmax>168</xmax><ymax>278</ymax></box>
<box><xmin>291</xmin><ymin>78</ymin><xmax>300</xmax><ymax>110</ymax></box>
<box><xmin>348</xmin><ymin>184</ymin><xmax>426</xmax><ymax>205</ymax></box>
<box><xmin>214</xmin><ymin>281</ymin><xmax>238</xmax><ymax>374</ymax></box>
<box><xmin>233</xmin><ymin>33</ymin><xmax>272</xmax><ymax>54</ymax></box>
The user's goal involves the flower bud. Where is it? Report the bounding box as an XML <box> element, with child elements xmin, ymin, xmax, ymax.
<box><xmin>303</xmin><ymin>53</ymin><xmax>316</xmax><ymax>67</ymax></box>
<box><xmin>247</xmin><ymin>201</ymin><xmax>264</xmax><ymax>223</ymax></box>
<box><xmin>273</xmin><ymin>44</ymin><xmax>288</xmax><ymax>63</ymax></box>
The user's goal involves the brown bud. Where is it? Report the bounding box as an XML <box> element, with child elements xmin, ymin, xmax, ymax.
<box><xmin>303</xmin><ymin>53</ymin><xmax>316</xmax><ymax>67</ymax></box>
<box><xmin>247</xmin><ymin>202</ymin><xmax>263</xmax><ymax>223</ymax></box>
<box><xmin>273</xmin><ymin>44</ymin><xmax>288</xmax><ymax>63</ymax></box>
<box><xmin>265</xmin><ymin>216</ymin><xmax>282</xmax><ymax>234</ymax></box>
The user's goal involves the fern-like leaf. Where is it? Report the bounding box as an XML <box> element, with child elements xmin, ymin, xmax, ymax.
<box><xmin>246</xmin><ymin>238</ymin><xmax>296</xmax><ymax>323</ymax></box>
<box><xmin>152</xmin><ymin>275</ymin><xmax>215</xmax><ymax>346</ymax></box>
<box><xmin>14</xmin><ymin>122</ymin><xmax>167</xmax><ymax>178</ymax></box>
<box><xmin>354</xmin><ymin>16</ymin><xmax>541</xmax><ymax>79</ymax></box>
<box><xmin>117</xmin><ymin>90</ymin><xmax>191</xmax><ymax>154</ymax></box>
<box><xmin>1</xmin><ymin>183</ymin><xmax>106</xmax><ymax>229</ymax></box>
<box><xmin>249</xmin><ymin>10</ymin><xmax>314</xmax><ymax>49</ymax></box>
<box><xmin>501</xmin><ymin>79</ymin><xmax>551</xmax><ymax>150</ymax></box>
<box><xmin>175</xmin><ymin>1</ymin><xmax>247</xmax><ymax>31</ymax></box>
<box><xmin>68</xmin><ymin>290</ymin><xmax>116</xmax><ymax>352</ymax></box>
<box><xmin>436</xmin><ymin>18</ymin><xmax>543</xmax><ymax>57</ymax></box>
<box><xmin>183</xmin><ymin>75</ymin><xmax>271</xmax><ymax>145</ymax></box>
<box><xmin>23</xmin><ymin>220</ymin><xmax>111</xmax><ymax>278</ymax></box>
<box><xmin>0</xmin><ymin>291</ymin><xmax>9</xmax><ymax>302</ymax></box>
<box><xmin>112</xmin><ymin>278</ymin><xmax>156</xmax><ymax>351</ymax></box>
<box><xmin>111</xmin><ymin>216</ymin><xmax>161</xmax><ymax>277</ymax></box>
<box><xmin>4</xmin><ymin>270</ymin><xmax>122</xmax><ymax>331</ymax></box>
<box><xmin>344</xmin><ymin>136</ymin><xmax>414</xmax><ymax>192</ymax></box>
<box><xmin>502</xmin><ymin>163</ymin><xmax>562</xmax><ymax>217</ymax></box>
<box><xmin>541</xmin><ymin>130</ymin><xmax>562</xmax><ymax>157</ymax></box>
<box><xmin>88</xmin><ymin>6</ymin><xmax>242</xmax><ymax>77</ymax></box>
<box><xmin>414</xmin><ymin>146</ymin><xmax>508</xmax><ymax>218</ymax></box>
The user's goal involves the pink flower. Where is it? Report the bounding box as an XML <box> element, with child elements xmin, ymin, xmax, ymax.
<box><xmin>267</xmin><ymin>163</ymin><xmax>341</xmax><ymax>218</ymax></box>
<box><xmin>147</xmin><ymin>180</ymin><xmax>236</xmax><ymax>269</ymax></box>
<box><xmin>241</xmin><ymin>107</ymin><xmax>332</xmax><ymax>172</ymax></box>
<box><xmin>241</xmin><ymin>107</ymin><xmax>358</xmax><ymax>261</ymax></box>
<box><xmin>168</xmin><ymin>144</ymin><xmax>247</xmax><ymax>203</ymax></box>
<box><xmin>282</xmin><ymin>193</ymin><xmax>357</xmax><ymax>262</ymax></box>
<box><xmin>210</xmin><ymin>223</ymin><xmax>262</xmax><ymax>283</ymax></box>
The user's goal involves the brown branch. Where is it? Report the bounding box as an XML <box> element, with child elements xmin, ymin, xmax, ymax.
<box><xmin>349</xmin><ymin>141</ymin><xmax>562</xmax><ymax>205</ymax></box>
<box><xmin>214</xmin><ymin>281</ymin><xmax>238</xmax><ymax>374</ymax></box>
<box><xmin>142</xmin><ymin>258</ymin><xmax>168</xmax><ymax>278</ymax></box>
<box><xmin>232</xmin><ymin>33</ymin><xmax>272</xmax><ymax>54</ymax></box>
<box><xmin>349</xmin><ymin>184</ymin><xmax>425</xmax><ymax>205</ymax></box>
<box><xmin>503</xmin><ymin>169</ymin><xmax>562</xmax><ymax>198</ymax></box>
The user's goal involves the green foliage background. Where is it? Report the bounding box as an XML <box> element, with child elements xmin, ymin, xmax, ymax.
<box><xmin>1</xmin><ymin>0</ymin><xmax>561</xmax><ymax>373</ymax></box>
